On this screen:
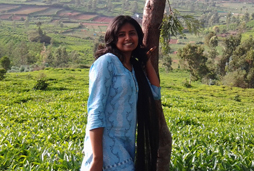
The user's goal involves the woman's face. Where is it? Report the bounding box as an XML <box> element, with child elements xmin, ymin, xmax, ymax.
<box><xmin>116</xmin><ymin>23</ymin><xmax>139</xmax><ymax>56</ymax></box>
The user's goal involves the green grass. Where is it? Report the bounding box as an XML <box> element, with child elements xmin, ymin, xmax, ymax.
<box><xmin>0</xmin><ymin>69</ymin><xmax>89</xmax><ymax>170</ymax></box>
<box><xmin>160</xmin><ymin>70</ymin><xmax>254</xmax><ymax>170</ymax></box>
<box><xmin>1</xmin><ymin>69</ymin><xmax>254</xmax><ymax>170</ymax></box>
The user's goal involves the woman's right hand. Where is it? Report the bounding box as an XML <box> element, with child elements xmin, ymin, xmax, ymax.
<box><xmin>89</xmin><ymin>158</ymin><xmax>103</xmax><ymax>171</ymax></box>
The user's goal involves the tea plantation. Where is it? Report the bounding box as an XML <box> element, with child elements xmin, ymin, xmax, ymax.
<box><xmin>0</xmin><ymin>68</ymin><xmax>254</xmax><ymax>170</ymax></box>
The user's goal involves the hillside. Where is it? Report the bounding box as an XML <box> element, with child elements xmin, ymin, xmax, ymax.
<box><xmin>1</xmin><ymin>0</ymin><xmax>254</xmax><ymax>68</ymax></box>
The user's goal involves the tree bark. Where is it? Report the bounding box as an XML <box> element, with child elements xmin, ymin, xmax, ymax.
<box><xmin>142</xmin><ymin>0</ymin><xmax>172</xmax><ymax>171</ymax></box>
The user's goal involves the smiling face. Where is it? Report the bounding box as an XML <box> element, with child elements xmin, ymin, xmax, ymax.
<box><xmin>116</xmin><ymin>23</ymin><xmax>139</xmax><ymax>58</ymax></box>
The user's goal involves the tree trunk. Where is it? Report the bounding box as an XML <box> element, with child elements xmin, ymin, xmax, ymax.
<box><xmin>142</xmin><ymin>1</ymin><xmax>172</xmax><ymax>171</ymax></box>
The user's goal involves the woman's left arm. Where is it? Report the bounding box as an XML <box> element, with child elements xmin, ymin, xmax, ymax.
<box><xmin>146</xmin><ymin>58</ymin><xmax>160</xmax><ymax>87</ymax></box>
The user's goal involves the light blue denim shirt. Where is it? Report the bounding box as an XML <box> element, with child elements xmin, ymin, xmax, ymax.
<box><xmin>81</xmin><ymin>53</ymin><xmax>161</xmax><ymax>171</ymax></box>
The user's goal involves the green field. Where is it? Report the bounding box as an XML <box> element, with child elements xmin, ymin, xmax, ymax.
<box><xmin>1</xmin><ymin>0</ymin><xmax>254</xmax><ymax>170</ymax></box>
<box><xmin>0</xmin><ymin>69</ymin><xmax>254</xmax><ymax>170</ymax></box>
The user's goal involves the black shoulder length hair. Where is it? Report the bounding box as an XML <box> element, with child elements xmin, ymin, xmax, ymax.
<box><xmin>95</xmin><ymin>15</ymin><xmax>148</xmax><ymax>67</ymax></box>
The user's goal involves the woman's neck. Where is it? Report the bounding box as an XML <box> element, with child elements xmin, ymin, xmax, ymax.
<box><xmin>123</xmin><ymin>53</ymin><xmax>132</xmax><ymax>71</ymax></box>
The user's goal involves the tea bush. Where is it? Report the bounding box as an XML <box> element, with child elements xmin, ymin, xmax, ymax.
<box><xmin>33</xmin><ymin>73</ymin><xmax>49</xmax><ymax>90</ymax></box>
<box><xmin>0</xmin><ymin>69</ymin><xmax>254</xmax><ymax>170</ymax></box>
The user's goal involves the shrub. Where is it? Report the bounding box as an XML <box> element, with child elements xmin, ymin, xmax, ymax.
<box><xmin>33</xmin><ymin>79</ymin><xmax>48</xmax><ymax>90</ymax></box>
<box><xmin>0</xmin><ymin>56</ymin><xmax>11</xmax><ymax>70</ymax></box>
<box><xmin>162</xmin><ymin>55</ymin><xmax>172</xmax><ymax>72</ymax></box>
<box><xmin>222</xmin><ymin>69</ymin><xmax>248</xmax><ymax>88</ymax></box>
<box><xmin>24</xmin><ymin>68</ymin><xmax>30</xmax><ymax>72</ymax></box>
<box><xmin>33</xmin><ymin>73</ymin><xmax>49</xmax><ymax>90</ymax></box>
<box><xmin>19</xmin><ymin>66</ymin><xmax>25</xmax><ymax>72</ymax></box>
<box><xmin>0</xmin><ymin>68</ymin><xmax>6</xmax><ymax>80</ymax></box>
<box><xmin>234</xmin><ymin>94</ymin><xmax>241</xmax><ymax>102</ymax></box>
<box><xmin>10</xmin><ymin>66</ymin><xmax>20</xmax><ymax>72</ymax></box>
<box><xmin>28</xmin><ymin>27</ymin><xmax>51</xmax><ymax>44</ymax></box>
<box><xmin>183</xmin><ymin>79</ymin><xmax>192</xmax><ymax>88</ymax></box>
<box><xmin>32</xmin><ymin>65</ymin><xmax>45</xmax><ymax>71</ymax></box>
<box><xmin>77</xmin><ymin>64</ymin><xmax>90</xmax><ymax>69</ymax></box>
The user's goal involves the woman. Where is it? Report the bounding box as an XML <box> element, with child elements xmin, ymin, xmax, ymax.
<box><xmin>81</xmin><ymin>15</ymin><xmax>160</xmax><ymax>171</ymax></box>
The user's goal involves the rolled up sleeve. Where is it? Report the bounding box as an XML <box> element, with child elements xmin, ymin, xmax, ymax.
<box><xmin>146</xmin><ymin>77</ymin><xmax>161</xmax><ymax>100</ymax></box>
<box><xmin>87</xmin><ymin>55</ymin><xmax>113</xmax><ymax>130</ymax></box>
<box><xmin>150</xmin><ymin>84</ymin><xmax>161</xmax><ymax>100</ymax></box>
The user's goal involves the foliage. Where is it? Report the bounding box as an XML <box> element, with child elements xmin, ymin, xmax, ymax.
<box><xmin>218</xmin><ymin>34</ymin><xmax>242</xmax><ymax>76</ymax></box>
<box><xmin>206</xmin><ymin>48</ymin><xmax>218</xmax><ymax>81</ymax></box>
<box><xmin>162</xmin><ymin>55</ymin><xmax>172</xmax><ymax>72</ymax></box>
<box><xmin>1</xmin><ymin>69</ymin><xmax>254</xmax><ymax>170</ymax></box>
<box><xmin>244</xmin><ymin>12</ymin><xmax>250</xmax><ymax>23</ymax></box>
<box><xmin>0</xmin><ymin>21</ymin><xmax>94</xmax><ymax>68</ymax></box>
<box><xmin>222</xmin><ymin>69</ymin><xmax>248</xmax><ymax>88</ymax></box>
<box><xmin>234</xmin><ymin>94</ymin><xmax>241</xmax><ymax>102</ymax></box>
<box><xmin>207</xmin><ymin>47</ymin><xmax>218</xmax><ymax>61</ymax></box>
<box><xmin>28</xmin><ymin>27</ymin><xmax>51</xmax><ymax>44</ymax></box>
<box><xmin>213</xmin><ymin>26</ymin><xmax>220</xmax><ymax>34</ymax></box>
<box><xmin>182</xmin><ymin>78</ymin><xmax>192</xmax><ymax>88</ymax></box>
<box><xmin>177</xmin><ymin>44</ymin><xmax>209</xmax><ymax>82</ymax></box>
<box><xmin>204</xmin><ymin>32</ymin><xmax>217</xmax><ymax>47</ymax></box>
<box><xmin>223</xmin><ymin>37</ymin><xmax>254</xmax><ymax>88</ymax></box>
<box><xmin>160</xmin><ymin>7</ymin><xmax>201</xmax><ymax>54</ymax></box>
<box><xmin>0</xmin><ymin>56</ymin><xmax>11</xmax><ymax>70</ymax></box>
<box><xmin>33</xmin><ymin>78</ymin><xmax>49</xmax><ymax>90</ymax></box>
<box><xmin>33</xmin><ymin>73</ymin><xmax>49</xmax><ymax>90</ymax></box>
<box><xmin>199</xmin><ymin>11</ymin><xmax>220</xmax><ymax>28</ymax></box>
<box><xmin>53</xmin><ymin>46</ymin><xmax>69</xmax><ymax>67</ymax></box>
<box><xmin>0</xmin><ymin>68</ymin><xmax>6</xmax><ymax>80</ymax></box>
